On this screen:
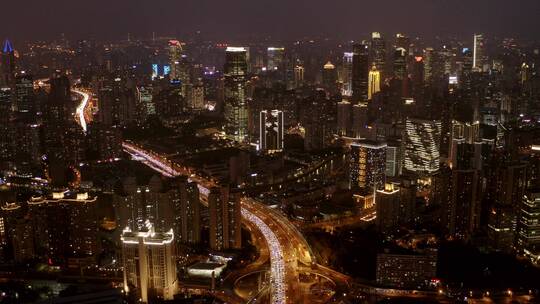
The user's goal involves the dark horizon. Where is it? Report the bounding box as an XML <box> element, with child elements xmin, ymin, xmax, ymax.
<box><xmin>2</xmin><ymin>0</ymin><xmax>540</xmax><ymax>42</ymax></box>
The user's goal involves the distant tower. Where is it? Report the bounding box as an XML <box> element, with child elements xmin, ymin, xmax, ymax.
<box><xmin>223</xmin><ymin>47</ymin><xmax>249</xmax><ymax>142</ymax></box>
<box><xmin>368</xmin><ymin>64</ymin><xmax>381</xmax><ymax>100</ymax></box>
<box><xmin>341</xmin><ymin>52</ymin><xmax>354</xmax><ymax>96</ymax></box>
<box><xmin>168</xmin><ymin>40</ymin><xmax>183</xmax><ymax>81</ymax></box>
<box><xmin>393</xmin><ymin>47</ymin><xmax>407</xmax><ymax>80</ymax></box>
<box><xmin>370</xmin><ymin>32</ymin><xmax>386</xmax><ymax>78</ymax></box>
<box><xmin>1</xmin><ymin>39</ymin><xmax>15</xmax><ymax>86</ymax></box>
<box><xmin>322</xmin><ymin>61</ymin><xmax>337</xmax><ymax>92</ymax></box>
<box><xmin>352</xmin><ymin>43</ymin><xmax>369</xmax><ymax>103</ymax></box>
<box><xmin>267</xmin><ymin>47</ymin><xmax>285</xmax><ymax>71</ymax></box>
<box><xmin>473</xmin><ymin>34</ymin><xmax>487</xmax><ymax>72</ymax></box>
<box><xmin>293</xmin><ymin>65</ymin><xmax>305</xmax><ymax>88</ymax></box>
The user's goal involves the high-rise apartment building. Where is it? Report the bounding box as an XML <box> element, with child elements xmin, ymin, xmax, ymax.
<box><xmin>121</xmin><ymin>221</ymin><xmax>177</xmax><ymax>303</ymax></box>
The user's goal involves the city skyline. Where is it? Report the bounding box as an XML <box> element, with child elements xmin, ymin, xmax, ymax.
<box><xmin>2</xmin><ymin>0</ymin><xmax>540</xmax><ymax>41</ymax></box>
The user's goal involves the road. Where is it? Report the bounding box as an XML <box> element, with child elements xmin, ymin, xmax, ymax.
<box><xmin>72</xmin><ymin>88</ymin><xmax>90</xmax><ymax>132</ymax></box>
<box><xmin>121</xmin><ymin>142</ymin><xmax>295</xmax><ymax>303</ymax></box>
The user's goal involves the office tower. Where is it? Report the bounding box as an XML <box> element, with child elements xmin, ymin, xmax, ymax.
<box><xmin>341</xmin><ymin>52</ymin><xmax>354</xmax><ymax>96</ymax></box>
<box><xmin>352</xmin><ymin>43</ymin><xmax>369</xmax><ymax>103</ymax></box>
<box><xmin>368</xmin><ymin>64</ymin><xmax>381</xmax><ymax>100</ymax></box>
<box><xmin>259</xmin><ymin>110</ymin><xmax>284</xmax><ymax>153</ymax></box>
<box><xmin>351</xmin><ymin>103</ymin><xmax>368</xmax><ymax>138</ymax></box>
<box><xmin>487</xmin><ymin>204</ymin><xmax>515</xmax><ymax>253</ymax></box>
<box><xmin>0</xmin><ymin>87</ymin><xmax>13</xmax><ymax>162</ymax></box>
<box><xmin>168</xmin><ymin>40</ymin><xmax>183</xmax><ymax>81</ymax></box>
<box><xmin>337</xmin><ymin>100</ymin><xmax>352</xmax><ymax>136</ymax></box>
<box><xmin>136</xmin><ymin>86</ymin><xmax>155</xmax><ymax>123</ymax></box>
<box><xmin>267</xmin><ymin>47</ymin><xmax>285</xmax><ymax>71</ymax></box>
<box><xmin>393</xmin><ymin>47</ymin><xmax>407</xmax><ymax>80</ymax></box>
<box><xmin>223</xmin><ymin>47</ymin><xmax>248</xmax><ymax>142</ymax></box>
<box><xmin>121</xmin><ymin>222</ymin><xmax>177</xmax><ymax>303</ymax></box>
<box><xmin>473</xmin><ymin>34</ymin><xmax>487</xmax><ymax>72</ymax></box>
<box><xmin>349</xmin><ymin>140</ymin><xmax>387</xmax><ymax>193</ymax></box>
<box><xmin>376</xmin><ymin>183</ymin><xmax>401</xmax><ymax>232</ymax></box>
<box><xmin>376</xmin><ymin>249</ymin><xmax>437</xmax><ymax>289</ymax></box>
<box><xmin>1</xmin><ymin>39</ymin><xmax>15</xmax><ymax>86</ymax></box>
<box><xmin>403</xmin><ymin>118</ymin><xmax>442</xmax><ymax>173</ymax></box>
<box><xmin>516</xmin><ymin>189</ymin><xmax>540</xmax><ymax>265</ymax></box>
<box><xmin>370</xmin><ymin>32</ymin><xmax>386</xmax><ymax>77</ymax></box>
<box><xmin>322</xmin><ymin>61</ymin><xmax>337</xmax><ymax>92</ymax></box>
<box><xmin>208</xmin><ymin>187</ymin><xmax>241</xmax><ymax>251</ymax></box>
<box><xmin>423</xmin><ymin>47</ymin><xmax>435</xmax><ymax>83</ymax></box>
<box><xmin>293</xmin><ymin>65</ymin><xmax>304</xmax><ymax>88</ymax></box>
<box><xmin>14</xmin><ymin>73</ymin><xmax>35</xmax><ymax>114</ymax></box>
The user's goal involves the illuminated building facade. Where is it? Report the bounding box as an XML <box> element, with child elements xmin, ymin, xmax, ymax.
<box><xmin>224</xmin><ymin>47</ymin><xmax>249</xmax><ymax>142</ymax></box>
<box><xmin>349</xmin><ymin>140</ymin><xmax>387</xmax><ymax>193</ymax></box>
<box><xmin>259</xmin><ymin>110</ymin><xmax>284</xmax><ymax>153</ymax></box>
<box><xmin>368</xmin><ymin>64</ymin><xmax>381</xmax><ymax>100</ymax></box>
<box><xmin>403</xmin><ymin>118</ymin><xmax>441</xmax><ymax>173</ymax></box>
<box><xmin>516</xmin><ymin>190</ymin><xmax>540</xmax><ymax>265</ymax></box>
<box><xmin>121</xmin><ymin>221</ymin><xmax>177</xmax><ymax>303</ymax></box>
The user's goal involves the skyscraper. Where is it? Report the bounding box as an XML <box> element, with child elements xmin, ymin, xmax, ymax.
<box><xmin>349</xmin><ymin>140</ymin><xmax>387</xmax><ymax>193</ymax></box>
<box><xmin>370</xmin><ymin>32</ymin><xmax>386</xmax><ymax>78</ymax></box>
<box><xmin>403</xmin><ymin>118</ymin><xmax>442</xmax><ymax>173</ymax></box>
<box><xmin>293</xmin><ymin>64</ymin><xmax>305</xmax><ymax>88</ymax></box>
<box><xmin>322</xmin><ymin>61</ymin><xmax>337</xmax><ymax>92</ymax></box>
<box><xmin>473</xmin><ymin>34</ymin><xmax>487</xmax><ymax>72</ymax></box>
<box><xmin>1</xmin><ymin>39</ymin><xmax>15</xmax><ymax>87</ymax></box>
<box><xmin>259</xmin><ymin>110</ymin><xmax>284</xmax><ymax>153</ymax></box>
<box><xmin>0</xmin><ymin>87</ymin><xmax>13</xmax><ymax>162</ymax></box>
<box><xmin>267</xmin><ymin>47</ymin><xmax>285</xmax><ymax>71</ymax></box>
<box><xmin>121</xmin><ymin>222</ymin><xmax>177</xmax><ymax>303</ymax></box>
<box><xmin>208</xmin><ymin>186</ymin><xmax>242</xmax><ymax>251</ymax></box>
<box><xmin>393</xmin><ymin>47</ymin><xmax>407</xmax><ymax>80</ymax></box>
<box><xmin>341</xmin><ymin>52</ymin><xmax>354</xmax><ymax>96</ymax></box>
<box><xmin>168</xmin><ymin>40</ymin><xmax>183</xmax><ymax>81</ymax></box>
<box><xmin>516</xmin><ymin>189</ymin><xmax>540</xmax><ymax>265</ymax></box>
<box><xmin>352</xmin><ymin>43</ymin><xmax>369</xmax><ymax>103</ymax></box>
<box><xmin>368</xmin><ymin>64</ymin><xmax>381</xmax><ymax>100</ymax></box>
<box><xmin>376</xmin><ymin>183</ymin><xmax>401</xmax><ymax>232</ymax></box>
<box><xmin>223</xmin><ymin>47</ymin><xmax>249</xmax><ymax>142</ymax></box>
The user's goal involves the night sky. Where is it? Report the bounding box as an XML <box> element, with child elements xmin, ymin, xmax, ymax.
<box><xmin>2</xmin><ymin>0</ymin><xmax>540</xmax><ymax>41</ymax></box>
